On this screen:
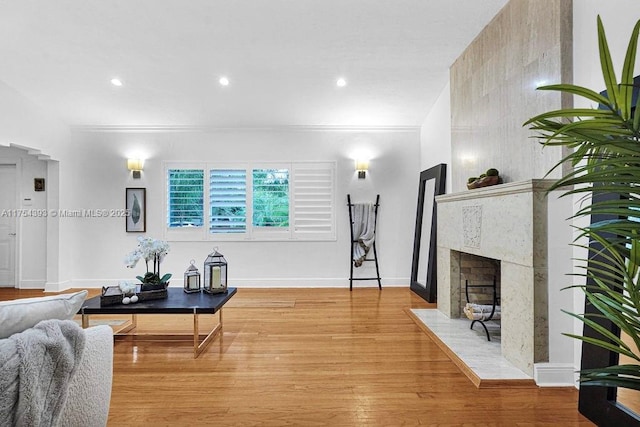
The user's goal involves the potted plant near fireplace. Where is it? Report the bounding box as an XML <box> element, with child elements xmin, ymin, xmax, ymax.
<box><xmin>525</xmin><ymin>16</ymin><xmax>640</xmax><ymax>392</ymax></box>
<box><xmin>125</xmin><ymin>237</ymin><xmax>172</xmax><ymax>291</ymax></box>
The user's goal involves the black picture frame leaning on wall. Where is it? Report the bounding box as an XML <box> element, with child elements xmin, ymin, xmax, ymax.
<box><xmin>410</xmin><ymin>163</ymin><xmax>446</xmax><ymax>303</ymax></box>
<box><xmin>125</xmin><ymin>187</ymin><xmax>146</xmax><ymax>233</ymax></box>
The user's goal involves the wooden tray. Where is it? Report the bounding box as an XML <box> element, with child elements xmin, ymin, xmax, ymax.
<box><xmin>137</xmin><ymin>287</ymin><xmax>168</xmax><ymax>302</ymax></box>
<box><xmin>100</xmin><ymin>286</ymin><xmax>124</xmax><ymax>306</ymax></box>
<box><xmin>100</xmin><ymin>284</ymin><xmax>168</xmax><ymax>306</ymax></box>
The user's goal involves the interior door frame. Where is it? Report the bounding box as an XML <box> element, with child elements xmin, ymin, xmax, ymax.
<box><xmin>0</xmin><ymin>161</ymin><xmax>20</xmax><ymax>288</ymax></box>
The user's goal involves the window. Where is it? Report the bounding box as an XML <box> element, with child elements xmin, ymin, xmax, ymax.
<box><xmin>252</xmin><ymin>168</ymin><xmax>289</xmax><ymax>228</ymax></box>
<box><xmin>209</xmin><ymin>169</ymin><xmax>246</xmax><ymax>234</ymax></box>
<box><xmin>165</xmin><ymin>162</ymin><xmax>335</xmax><ymax>241</ymax></box>
<box><xmin>167</xmin><ymin>169</ymin><xmax>204</xmax><ymax>228</ymax></box>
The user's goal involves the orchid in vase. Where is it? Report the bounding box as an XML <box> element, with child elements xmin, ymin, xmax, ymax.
<box><xmin>125</xmin><ymin>237</ymin><xmax>172</xmax><ymax>288</ymax></box>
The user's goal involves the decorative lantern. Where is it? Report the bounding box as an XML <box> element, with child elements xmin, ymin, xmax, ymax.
<box><xmin>183</xmin><ymin>260</ymin><xmax>201</xmax><ymax>293</ymax></box>
<box><xmin>203</xmin><ymin>248</ymin><xmax>228</xmax><ymax>294</ymax></box>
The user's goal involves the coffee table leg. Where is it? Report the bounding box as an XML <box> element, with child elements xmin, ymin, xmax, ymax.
<box><xmin>193</xmin><ymin>309</ymin><xmax>223</xmax><ymax>358</ymax></box>
<box><xmin>119</xmin><ymin>314</ymin><xmax>137</xmax><ymax>334</ymax></box>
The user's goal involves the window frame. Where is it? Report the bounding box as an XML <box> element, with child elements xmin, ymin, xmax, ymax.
<box><xmin>164</xmin><ymin>161</ymin><xmax>336</xmax><ymax>242</ymax></box>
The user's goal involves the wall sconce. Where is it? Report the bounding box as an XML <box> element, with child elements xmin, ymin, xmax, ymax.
<box><xmin>127</xmin><ymin>159</ymin><xmax>144</xmax><ymax>179</ymax></box>
<box><xmin>355</xmin><ymin>159</ymin><xmax>369</xmax><ymax>179</ymax></box>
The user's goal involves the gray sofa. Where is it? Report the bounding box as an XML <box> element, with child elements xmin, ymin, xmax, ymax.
<box><xmin>0</xmin><ymin>291</ymin><xmax>113</xmax><ymax>426</ymax></box>
<box><xmin>58</xmin><ymin>324</ymin><xmax>113</xmax><ymax>426</ymax></box>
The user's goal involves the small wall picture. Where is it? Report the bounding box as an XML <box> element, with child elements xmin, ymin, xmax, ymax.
<box><xmin>34</xmin><ymin>178</ymin><xmax>45</xmax><ymax>192</ymax></box>
<box><xmin>125</xmin><ymin>188</ymin><xmax>146</xmax><ymax>232</ymax></box>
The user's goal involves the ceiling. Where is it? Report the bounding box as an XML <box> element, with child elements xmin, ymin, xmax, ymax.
<box><xmin>0</xmin><ymin>0</ymin><xmax>508</xmax><ymax>129</ymax></box>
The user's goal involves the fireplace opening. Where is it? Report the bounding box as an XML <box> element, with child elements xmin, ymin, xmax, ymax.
<box><xmin>459</xmin><ymin>252</ymin><xmax>501</xmax><ymax>306</ymax></box>
<box><xmin>457</xmin><ymin>251</ymin><xmax>501</xmax><ymax>339</ymax></box>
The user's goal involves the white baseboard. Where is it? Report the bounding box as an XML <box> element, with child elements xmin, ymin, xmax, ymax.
<box><xmin>67</xmin><ymin>277</ymin><xmax>409</xmax><ymax>289</ymax></box>
<box><xmin>44</xmin><ymin>280</ymin><xmax>72</xmax><ymax>293</ymax></box>
<box><xmin>19</xmin><ymin>279</ymin><xmax>47</xmax><ymax>289</ymax></box>
<box><xmin>533</xmin><ymin>363</ymin><xmax>577</xmax><ymax>387</ymax></box>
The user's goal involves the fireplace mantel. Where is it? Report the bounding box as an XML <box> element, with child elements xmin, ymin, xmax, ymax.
<box><xmin>435</xmin><ymin>179</ymin><xmax>557</xmax><ymax>376</ymax></box>
<box><xmin>436</xmin><ymin>179</ymin><xmax>556</xmax><ymax>202</ymax></box>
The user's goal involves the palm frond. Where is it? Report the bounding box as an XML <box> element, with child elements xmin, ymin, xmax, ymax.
<box><xmin>524</xmin><ymin>15</ymin><xmax>640</xmax><ymax>392</ymax></box>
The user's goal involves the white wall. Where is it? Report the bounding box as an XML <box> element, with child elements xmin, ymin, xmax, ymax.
<box><xmin>571</xmin><ymin>0</ymin><xmax>640</xmax><ymax>380</ymax></box>
<box><xmin>0</xmin><ymin>79</ymin><xmax>72</xmax><ymax>289</ymax></box>
<box><xmin>420</xmin><ymin>82</ymin><xmax>452</xmax><ymax>193</ymax></box>
<box><xmin>58</xmin><ymin>128</ymin><xmax>420</xmax><ymax>288</ymax></box>
<box><xmin>0</xmin><ymin>80</ymin><xmax>68</xmax><ymax>160</ymax></box>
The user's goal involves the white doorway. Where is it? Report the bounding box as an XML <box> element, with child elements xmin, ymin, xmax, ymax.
<box><xmin>0</xmin><ymin>164</ymin><xmax>17</xmax><ymax>287</ymax></box>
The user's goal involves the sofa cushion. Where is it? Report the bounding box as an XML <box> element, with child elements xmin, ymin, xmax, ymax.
<box><xmin>0</xmin><ymin>290</ymin><xmax>88</xmax><ymax>339</ymax></box>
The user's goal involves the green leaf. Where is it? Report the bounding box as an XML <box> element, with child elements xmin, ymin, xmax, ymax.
<box><xmin>524</xmin><ymin>16</ymin><xmax>640</xmax><ymax>392</ymax></box>
<box><xmin>598</xmin><ymin>16</ymin><xmax>620</xmax><ymax>109</ymax></box>
<box><xmin>527</xmin><ymin>84</ymin><xmax>613</xmax><ymax>112</ymax></box>
<box><xmin>620</xmin><ymin>20</ymin><xmax>640</xmax><ymax>120</ymax></box>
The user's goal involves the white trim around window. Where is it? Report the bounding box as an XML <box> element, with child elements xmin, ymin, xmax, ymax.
<box><xmin>164</xmin><ymin>161</ymin><xmax>336</xmax><ymax>242</ymax></box>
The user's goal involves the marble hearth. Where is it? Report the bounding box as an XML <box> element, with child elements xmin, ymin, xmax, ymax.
<box><xmin>435</xmin><ymin>179</ymin><xmax>555</xmax><ymax>376</ymax></box>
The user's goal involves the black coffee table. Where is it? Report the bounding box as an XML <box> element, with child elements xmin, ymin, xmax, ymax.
<box><xmin>79</xmin><ymin>287</ymin><xmax>237</xmax><ymax>358</ymax></box>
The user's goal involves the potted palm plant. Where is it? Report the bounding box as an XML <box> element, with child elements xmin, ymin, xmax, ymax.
<box><xmin>525</xmin><ymin>16</ymin><xmax>640</xmax><ymax>391</ymax></box>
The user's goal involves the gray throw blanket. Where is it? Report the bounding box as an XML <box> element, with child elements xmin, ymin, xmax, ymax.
<box><xmin>0</xmin><ymin>319</ymin><xmax>86</xmax><ymax>427</ymax></box>
<box><xmin>351</xmin><ymin>202</ymin><xmax>376</xmax><ymax>267</ymax></box>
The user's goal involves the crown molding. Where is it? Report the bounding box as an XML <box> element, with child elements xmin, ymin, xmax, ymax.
<box><xmin>70</xmin><ymin>124</ymin><xmax>421</xmax><ymax>133</ymax></box>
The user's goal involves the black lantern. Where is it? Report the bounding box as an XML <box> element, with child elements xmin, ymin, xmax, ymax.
<box><xmin>183</xmin><ymin>260</ymin><xmax>201</xmax><ymax>293</ymax></box>
<box><xmin>203</xmin><ymin>248</ymin><xmax>227</xmax><ymax>294</ymax></box>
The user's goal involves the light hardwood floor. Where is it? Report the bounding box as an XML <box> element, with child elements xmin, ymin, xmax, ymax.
<box><xmin>1</xmin><ymin>287</ymin><xmax>593</xmax><ymax>426</ymax></box>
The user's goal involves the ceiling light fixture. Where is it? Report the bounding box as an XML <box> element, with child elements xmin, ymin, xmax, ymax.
<box><xmin>219</xmin><ymin>76</ymin><xmax>230</xmax><ymax>86</ymax></box>
<box><xmin>110</xmin><ymin>78</ymin><xmax>123</xmax><ymax>87</ymax></box>
<box><xmin>336</xmin><ymin>77</ymin><xmax>347</xmax><ymax>87</ymax></box>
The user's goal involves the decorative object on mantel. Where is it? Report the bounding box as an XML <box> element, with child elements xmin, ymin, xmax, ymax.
<box><xmin>203</xmin><ymin>248</ymin><xmax>228</xmax><ymax>294</ymax></box>
<box><xmin>125</xmin><ymin>236</ymin><xmax>171</xmax><ymax>295</ymax></box>
<box><xmin>466</xmin><ymin>168</ymin><xmax>502</xmax><ymax>190</ymax></box>
<box><xmin>524</xmin><ymin>16</ymin><xmax>640</xmax><ymax>425</ymax></box>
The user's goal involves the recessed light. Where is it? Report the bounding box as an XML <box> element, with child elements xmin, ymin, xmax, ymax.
<box><xmin>336</xmin><ymin>77</ymin><xmax>347</xmax><ymax>87</ymax></box>
<box><xmin>110</xmin><ymin>78</ymin><xmax>123</xmax><ymax>87</ymax></box>
<box><xmin>219</xmin><ymin>76</ymin><xmax>230</xmax><ymax>86</ymax></box>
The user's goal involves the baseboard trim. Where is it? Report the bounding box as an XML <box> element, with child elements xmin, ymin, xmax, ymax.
<box><xmin>44</xmin><ymin>280</ymin><xmax>72</xmax><ymax>293</ymax></box>
<box><xmin>67</xmin><ymin>278</ymin><xmax>409</xmax><ymax>289</ymax></box>
<box><xmin>533</xmin><ymin>363</ymin><xmax>577</xmax><ymax>387</ymax></box>
<box><xmin>19</xmin><ymin>279</ymin><xmax>47</xmax><ymax>289</ymax></box>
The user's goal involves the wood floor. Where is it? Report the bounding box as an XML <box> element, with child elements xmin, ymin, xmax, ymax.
<box><xmin>0</xmin><ymin>287</ymin><xmax>593</xmax><ymax>426</ymax></box>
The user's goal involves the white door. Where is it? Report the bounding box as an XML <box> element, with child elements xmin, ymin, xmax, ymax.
<box><xmin>0</xmin><ymin>165</ymin><xmax>17</xmax><ymax>287</ymax></box>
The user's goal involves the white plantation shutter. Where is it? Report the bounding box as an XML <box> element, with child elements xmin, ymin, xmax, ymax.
<box><xmin>165</xmin><ymin>161</ymin><xmax>336</xmax><ymax>241</ymax></box>
<box><xmin>292</xmin><ymin>162</ymin><xmax>336</xmax><ymax>239</ymax></box>
<box><xmin>167</xmin><ymin>169</ymin><xmax>204</xmax><ymax>228</ymax></box>
<box><xmin>209</xmin><ymin>169</ymin><xmax>247</xmax><ymax>233</ymax></box>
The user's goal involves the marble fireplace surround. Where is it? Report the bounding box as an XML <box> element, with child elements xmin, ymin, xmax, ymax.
<box><xmin>436</xmin><ymin>179</ymin><xmax>555</xmax><ymax>376</ymax></box>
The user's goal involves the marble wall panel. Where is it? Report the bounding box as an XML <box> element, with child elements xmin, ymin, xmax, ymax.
<box><xmin>449</xmin><ymin>0</ymin><xmax>573</xmax><ymax>192</ymax></box>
